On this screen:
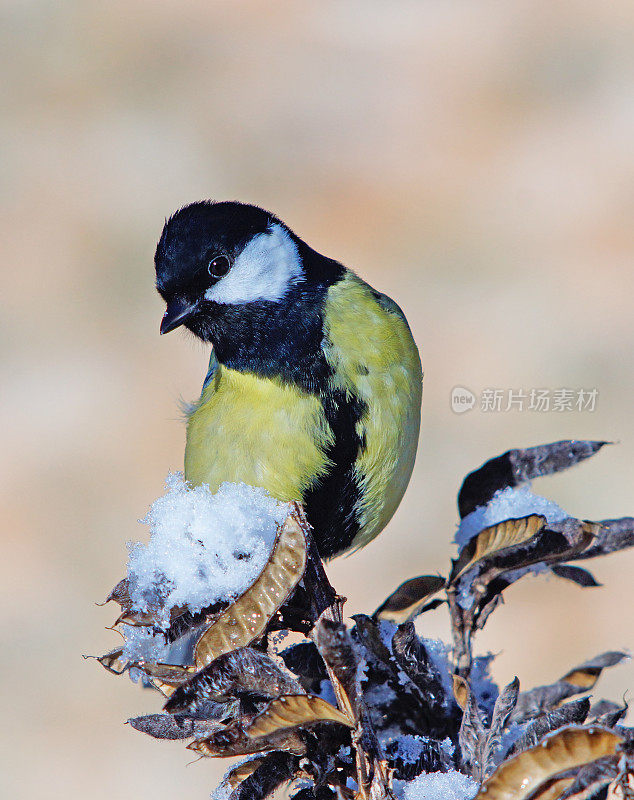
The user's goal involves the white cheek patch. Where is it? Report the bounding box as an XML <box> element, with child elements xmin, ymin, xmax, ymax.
<box><xmin>204</xmin><ymin>223</ymin><xmax>302</xmax><ymax>305</ymax></box>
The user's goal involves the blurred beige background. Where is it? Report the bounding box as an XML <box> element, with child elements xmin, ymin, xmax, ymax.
<box><xmin>1</xmin><ymin>2</ymin><xmax>633</xmax><ymax>798</ymax></box>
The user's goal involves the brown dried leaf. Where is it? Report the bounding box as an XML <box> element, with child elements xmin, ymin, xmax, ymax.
<box><xmin>114</xmin><ymin>609</ymin><xmax>157</xmax><ymax>627</ymax></box>
<box><xmin>187</xmin><ymin>721</ymin><xmax>306</xmax><ymax>758</ymax></box>
<box><xmin>132</xmin><ymin>661</ymin><xmax>194</xmax><ymax>686</ymax></box>
<box><xmin>95</xmin><ymin>647</ymin><xmax>129</xmax><ymax>675</ymax></box>
<box><xmin>458</xmin><ymin>440</ymin><xmax>609</xmax><ymax>518</ymax></box>
<box><xmin>225</xmin><ymin>756</ymin><xmax>269</xmax><ymax>790</ymax></box>
<box><xmin>453</xmin><ymin>675</ymin><xmax>470</xmax><ymax>711</ymax></box>
<box><xmin>194</xmin><ymin>514</ymin><xmax>307</xmax><ymax>668</ymax></box>
<box><xmin>561</xmin><ymin>652</ymin><xmax>628</xmax><ymax>690</ymax></box>
<box><xmin>451</xmin><ymin>515</ymin><xmax>547</xmax><ymax>583</ymax></box>
<box><xmin>245</xmin><ymin>695</ymin><xmax>353</xmax><ymax>740</ymax></box>
<box><xmin>509</xmin><ymin>698</ymin><xmax>591</xmax><ymax>756</ymax></box>
<box><xmin>373</xmin><ymin>575</ymin><xmax>446</xmax><ymax>623</ymax></box>
<box><xmin>222</xmin><ymin>752</ymin><xmax>301</xmax><ymax>800</ymax></box>
<box><xmin>567</xmin><ymin>517</ymin><xmax>634</xmax><ymax>561</ymax></box>
<box><xmin>512</xmin><ymin>682</ymin><xmax>585</xmax><ymax>723</ymax></box>
<box><xmin>164</xmin><ymin>648</ymin><xmax>302</xmax><ymax>714</ymax></box>
<box><xmin>590</xmin><ymin>701</ymin><xmax>629</xmax><ymax>728</ymax></box>
<box><xmin>560</xmin><ymin>756</ymin><xmax>620</xmax><ymax>800</ymax></box>
<box><xmin>459</xmin><ymin>684</ymin><xmax>487</xmax><ymax>777</ymax></box>
<box><xmin>313</xmin><ymin>617</ymin><xmax>360</xmax><ymax>721</ymax></box>
<box><xmin>127</xmin><ymin>713</ymin><xmax>224</xmax><ymax>740</ymax></box>
<box><xmin>475</xmin><ymin>726</ymin><xmax>623</xmax><ymax>800</ymax></box>
<box><xmin>484</xmin><ymin>678</ymin><xmax>520</xmax><ymax>774</ymax></box>
<box><xmin>101</xmin><ymin>578</ymin><xmax>131</xmax><ymax>608</ymax></box>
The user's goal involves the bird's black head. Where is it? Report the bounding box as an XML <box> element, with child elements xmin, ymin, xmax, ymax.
<box><xmin>155</xmin><ymin>200</ymin><xmax>306</xmax><ymax>339</ymax></box>
<box><xmin>155</xmin><ymin>200</ymin><xmax>346</xmax><ymax>385</ymax></box>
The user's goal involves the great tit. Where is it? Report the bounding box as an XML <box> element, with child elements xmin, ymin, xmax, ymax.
<box><xmin>155</xmin><ymin>201</ymin><xmax>422</xmax><ymax>559</ymax></box>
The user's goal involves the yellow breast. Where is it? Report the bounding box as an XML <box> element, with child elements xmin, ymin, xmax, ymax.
<box><xmin>184</xmin><ymin>367</ymin><xmax>332</xmax><ymax>501</ymax></box>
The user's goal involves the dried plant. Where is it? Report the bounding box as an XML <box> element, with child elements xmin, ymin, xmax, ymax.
<box><xmin>94</xmin><ymin>440</ymin><xmax>634</xmax><ymax>799</ymax></box>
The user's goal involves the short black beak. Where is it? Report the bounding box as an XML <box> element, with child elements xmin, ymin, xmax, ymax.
<box><xmin>160</xmin><ymin>298</ymin><xmax>198</xmax><ymax>335</ymax></box>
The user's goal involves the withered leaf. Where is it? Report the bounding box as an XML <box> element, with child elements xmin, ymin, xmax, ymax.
<box><xmin>280</xmin><ymin>642</ymin><xmax>328</xmax><ymax>695</ymax></box>
<box><xmin>94</xmin><ymin>647</ymin><xmax>129</xmax><ymax>675</ymax></box>
<box><xmin>373</xmin><ymin>575</ymin><xmax>446</xmax><ymax>624</ymax></box>
<box><xmin>567</xmin><ymin>517</ymin><xmax>634</xmax><ymax>562</ymax></box>
<box><xmin>450</xmin><ymin>515</ymin><xmax>547</xmax><ymax>583</ymax></box>
<box><xmin>223</xmin><ymin>752</ymin><xmax>300</xmax><ymax>800</ymax></box>
<box><xmin>589</xmin><ymin>701</ymin><xmax>628</xmax><ymax>728</ymax></box>
<box><xmin>458</xmin><ymin>440</ymin><xmax>609</xmax><ymax>518</ymax></box>
<box><xmin>127</xmin><ymin>713</ymin><xmax>223</xmax><ymax>740</ymax></box>
<box><xmin>130</xmin><ymin>662</ymin><xmax>194</xmax><ymax>686</ymax></box>
<box><xmin>224</xmin><ymin>756</ymin><xmax>268</xmax><ymax>790</ymax></box>
<box><xmin>508</xmin><ymin>698</ymin><xmax>591</xmax><ymax>756</ymax></box>
<box><xmin>164</xmin><ymin>647</ymin><xmax>302</xmax><ymax>715</ymax></box>
<box><xmin>475</xmin><ymin>726</ymin><xmax>623</xmax><ymax>800</ymax></box>
<box><xmin>188</xmin><ymin>719</ymin><xmax>306</xmax><ymax>758</ymax></box>
<box><xmin>560</xmin><ymin>650</ymin><xmax>629</xmax><ymax>691</ymax></box>
<box><xmin>459</xmin><ymin>685</ymin><xmax>487</xmax><ymax>778</ymax></box>
<box><xmin>550</xmin><ymin>565</ymin><xmax>601</xmax><ymax>588</ymax></box>
<box><xmin>244</xmin><ymin>695</ymin><xmax>353</xmax><ymax>740</ymax></box>
<box><xmin>313</xmin><ymin>617</ymin><xmax>360</xmax><ymax>722</ymax></box>
<box><xmin>351</xmin><ymin>614</ymin><xmax>394</xmax><ymax>667</ymax></box>
<box><xmin>484</xmin><ymin>678</ymin><xmax>520</xmax><ymax>772</ymax></box>
<box><xmin>187</xmin><ymin>720</ymin><xmax>306</xmax><ymax>758</ymax></box>
<box><xmin>391</xmin><ymin>623</ymin><xmax>450</xmax><ymax>722</ymax></box>
<box><xmin>559</xmin><ymin>756</ymin><xmax>620</xmax><ymax>800</ymax></box>
<box><xmin>114</xmin><ymin>609</ymin><xmax>157</xmax><ymax>627</ymax></box>
<box><xmin>458</xmin><ymin>677</ymin><xmax>520</xmax><ymax>780</ymax></box>
<box><xmin>351</xmin><ymin>614</ymin><xmax>453</xmax><ymax>742</ymax></box>
<box><xmin>101</xmin><ymin>578</ymin><xmax>131</xmax><ymax>608</ymax></box>
<box><xmin>512</xmin><ymin>682</ymin><xmax>584</xmax><ymax>723</ymax></box>
<box><xmin>194</xmin><ymin>513</ymin><xmax>307</xmax><ymax>668</ymax></box>
<box><xmin>561</xmin><ymin>652</ymin><xmax>628</xmax><ymax>690</ymax></box>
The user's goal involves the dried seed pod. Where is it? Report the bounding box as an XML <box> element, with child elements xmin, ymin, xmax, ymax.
<box><xmin>194</xmin><ymin>513</ymin><xmax>307</xmax><ymax>668</ymax></box>
<box><xmin>374</xmin><ymin>575</ymin><xmax>446</xmax><ymax>623</ymax></box>
<box><xmin>245</xmin><ymin>695</ymin><xmax>353</xmax><ymax>740</ymax></box>
<box><xmin>450</xmin><ymin>515</ymin><xmax>547</xmax><ymax>583</ymax></box>
<box><xmin>475</xmin><ymin>726</ymin><xmax>623</xmax><ymax>800</ymax></box>
<box><xmin>187</xmin><ymin>720</ymin><xmax>306</xmax><ymax>758</ymax></box>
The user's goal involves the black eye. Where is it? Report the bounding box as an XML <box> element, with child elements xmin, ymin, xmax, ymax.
<box><xmin>207</xmin><ymin>254</ymin><xmax>231</xmax><ymax>279</ymax></box>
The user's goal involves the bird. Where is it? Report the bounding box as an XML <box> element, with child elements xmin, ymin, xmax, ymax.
<box><xmin>154</xmin><ymin>200</ymin><xmax>422</xmax><ymax>559</ymax></box>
